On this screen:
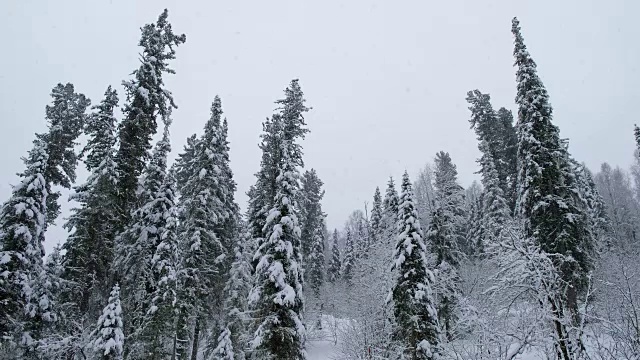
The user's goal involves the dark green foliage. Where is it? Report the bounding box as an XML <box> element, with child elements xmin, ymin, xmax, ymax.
<box><xmin>391</xmin><ymin>172</ymin><xmax>441</xmax><ymax>360</ymax></box>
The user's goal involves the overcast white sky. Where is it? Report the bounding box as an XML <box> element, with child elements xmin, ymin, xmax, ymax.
<box><xmin>1</xmin><ymin>0</ymin><xmax>639</xmax><ymax>254</ymax></box>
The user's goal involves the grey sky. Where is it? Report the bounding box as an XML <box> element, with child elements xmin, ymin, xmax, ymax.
<box><xmin>1</xmin><ymin>0</ymin><xmax>639</xmax><ymax>254</ymax></box>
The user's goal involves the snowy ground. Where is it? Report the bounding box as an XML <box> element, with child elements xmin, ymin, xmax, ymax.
<box><xmin>306</xmin><ymin>315</ymin><xmax>342</xmax><ymax>360</ymax></box>
<box><xmin>305</xmin><ymin>315</ymin><xmax>552</xmax><ymax>360</ymax></box>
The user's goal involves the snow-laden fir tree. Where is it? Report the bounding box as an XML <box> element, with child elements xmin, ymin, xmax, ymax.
<box><xmin>115</xmin><ymin>9</ymin><xmax>185</xmax><ymax>228</ymax></box>
<box><xmin>463</xmin><ymin>186</ymin><xmax>485</xmax><ymax>256</ymax></box>
<box><xmin>211</xmin><ymin>327</ymin><xmax>234</xmax><ymax>360</ymax></box>
<box><xmin>427</xmin><ymin>151</ymin><xmax>465</xmax><ymax>339</ymax></box>
<box><xmin>466</xmin><ymin>90</ymin><xmax>517</xmax><ymax>211</ymax></box>
<box><xmin>90</xmin><ymin>284</ymin><xmax>124</xmax><ymax>360</ymax></box>
<box><xmin>512</xmin><ymin>16</ymin><xmax>594</xmax><ymax>312</ymax></box>
<box><xmin>142</xmin><ymin>171</ymin><xmax>181</xmax><ymax>359</ymax></box>
<box><xmin>327</xmin><ymin>230</ymin><xmax>341</xmax><ymax>283</ymax></box>
<box><xmin>479</xmin><ymin>141</ymin><xmax>511</xmax><ymax>249</ymax></box>
<box><xmin>63</xmin><ymin>86</ymin><xmax>119</xmax><ymax>320</ymax></box>
<box><xmin>38</xmin><ymin>83</ymin><xmax>91</xmax><ymax>225</ymax></box>
<box><xmin>341</xmin><ymin>229</ymin><xmax>355</xmax><ymax>282</ymax></box>
<box><xmin>307</xmin><ymin>220</ymin><xmax>326</xmax><ymax>297</ymax></box>
<box><xmin>178</xmin><ymin>96</ymin><xmax>238</xmax><ymax>359</ymax></box>
<box><xmin>249</xmin><ymin>143</ymin><xmax>306</xmax><ymax>359</ymax></box>
<box><xmin>511</xmin><ymin>18</ymin><xmax>596</xmax><ymax>359</ymax></box>
<box><xmin>174</xmin><ymin>133</ymin><xmax>198</xmax><ymax>191</ymax></box>
<box><xmin>246</xmin><ymin>115</ymin><xmax>283</xmax><ymax>256</ymax></box>
<box><xmin>216</xmin><ymin>229</ymin><xmax>253</xmax><ymax>360</ymax></box>
<box><xmin>389</xmin><ymin>171</ymin><xmax>441</xmax><ymax>360</ymax></box>
<box><xmin>382</xmin><ymin>177</ymin><xmax>400</xmax><ymax>247</ymax></box>
<box><xmin>573</xmin><ymin>163</ymin><xmax>611</xmax><ymax>249</ymax></box>
<box><xmin>1</xmin><ymin>83</ymin><xmax>89</xmax><ymax>355</ymax></box>
<box><xmin>432</xmin><ymin>151</ymin><xmax>466</xmax><ymax>257</ymax></box>
<box><xmin>299</xmin><ymin>169</ymin><xmax>325</xmax><ymax>262</ymax></box>
<box><xmin>0</xmin><ymin>138</ymin><xmax>49</xmax><ymax>353</ymax></box>
<box><xmin>114</xmin><ymin>122</ymin><xmax>173</xmax><ymax>358</ymax></box>
<box><xmin>370</xmin><ymin>187</ymin><xmax>383</xmax><ymax>245</ymax></box>
<box><xmin>249</xmin><ymin>80</ymin><xmax>309</xmax><ymax>360</ymax></box>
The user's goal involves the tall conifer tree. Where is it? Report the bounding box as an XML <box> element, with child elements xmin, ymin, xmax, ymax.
<box><xmin>115</xmin><ymin>9</ymin><xmax>185</xmax><ymax>227</ymax></box>
<box><xmin>249</xmin><ymin>80</ymin><xmax>309</xmax><ymax>359</ymax></box>
<box><xmin>390</xmin><ymin>172</ymin><xmax>441</xmax><ymax>360</ymax></box>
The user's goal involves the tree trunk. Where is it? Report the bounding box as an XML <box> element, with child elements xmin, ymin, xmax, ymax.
<box><xmin>190</xmin><ymin>318</ymin><xmax>200</xmax><ymax>360</ymax></box>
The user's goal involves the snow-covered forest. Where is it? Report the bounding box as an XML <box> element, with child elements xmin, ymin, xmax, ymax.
<box><xmin>1</xmin><ymin>8</ymin><xmax>639</xmax><ymax>360</ymax></box>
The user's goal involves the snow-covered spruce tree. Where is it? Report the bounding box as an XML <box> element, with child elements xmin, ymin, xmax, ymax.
<box><xmin>174</xmin><ymin>133</ymin><xmax>198</xmax><ymax>191</ymax></box>
<box><xmin>247</xmin><ymin>114</ymin><xmax>283</xmax><ymax>257</ymax></box>
<box><xmin>249</xmin><ymin>144</ymin><xmax>306</xmax><ymax>359</ymax></box>
<box><xmin>463</xmin><ymin>186</ymin><xmax>485</xmax><ymax>256</ymax></box>
<box><xmin>327</xmin><ymin>230</ymin><xmax>341</xmax><ymax>283</ymax></box>
<box><xmin>382</xmin><ymin>177</ymin><xmax>400</xmax><ymax>247</ymax></box>
<box><xmin>307</xmin><ymin>220</ymin><xmax>327</xmax><ymax>297</ymax></box>
<box><xmin>432</xmin><ymin>151</ymin><xmax>466</xmax><ymax>257</ymax></box>
<box><xmin>90</xmin><ymin>284</ymin><xmax>124</xmax><ymax>360</ymax></box>
<box><xmin>63</xmin><ymin>86</ymin><xmax>119</xmax><ymax>320</ymax></box>
<box><xmin>341</xmin><ymin>229</ymin><xmax>355</xmax><ymax>283</ymax></box>
<box><xmin>0</xmin><ymin>138</ymin><xmax>49</xmax><ymax>354</ymax></box>
<box><xmin>426</xmin><ymin>151</ymin><xmax>465</xmax><ymax>339</ymax></box>
<box><xmin>38</xmin><ymin>83</ymin><xmax>91</xmax><ymax>226</ymax></box>
<box><xmin>390</xmin><ymin>171</ymin><xmax>441</xmax><ymax>360</ymax></box>
<box><xmin>370</xmin><ymin>187</ymin><xmax>383</xmax><ymax>245</ymax></box>
<box><xmin>1</xmin><ymin>83</ymin><xmax>89</xmax><ymax>355</ymax></box>
<box><xmin>114</xmin><ymin>122</ymin><xmax>173</xmax><ymax>358</ymax></box>
<box><xmin>115</xmin><ymin>9</ymin><xmax>185</xmax><ymax>228</ymax></box>
<box><xmin>512</xmin><ymin>17</ymin><xmax>594</xmax><ymax>303</ymax></box>
<box><xmin>512</xmin><ymin>17</ymin><xmax>595</xmax><ymax>358</ymax></box>
<box><xmin>249</xmin><ymin>79</ymin><xmax>309</xmax><ymax>360</ymax></box>
<box><xmin>211</xmin><ymin>327</ymin><xmax>234</xmax><ymax>360</ymax></box>
<box><xmin>215</xmin><ymin>229</ymin><xmax>253</xmax><ymax>360</ymax></box>
<box><xmin>479</xmin><ymin>142</ymin><xmax>511</xmax><ymax>249</ymax></box>
<box><xmin>466</xmin><ymin>90</ymin><xmax>517</xmax><ymax>211</ymax></box>
<box><xmin>178</xmin><ymin>97</ymin><xmax>238</xmax><ymax>359</ymax></box>
<box><xmin>139</xmin><ymin>171</ymin><xmax>181</xmax><ymax>360</ymax></box>
<box><xmin>573</xmin><ymin>164</ymin><xmax>611</xmax><ymax>249</ymax></box>
<box><xmin>299</xmin><ymin>169</ymin><xmax>325</xmax><ymax>263</ymax></box>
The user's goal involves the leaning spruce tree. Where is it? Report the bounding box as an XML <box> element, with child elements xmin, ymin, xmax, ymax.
<box><xmin>512</xmin><ymin>16</ymin><xmax>594</xmax><ymax>303</ymax></box>
<box><xmin>0</xmin><ymin>83</ymin><xmax>89</xmax><ymax>356</ymax></box>
<box><xmin>390</xmin><ymin>171</ymin><xmax>441</xmax><ymax>360</ymax></box>
<box><xmin>115</xmin><ymin>9</ymin><xmax>185</xmax><ymax>228</ymax></box>
<box><xmin>512</xmin><ymin>17</ymin><xmax>595</xmax><ymax>359</ymax></box>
